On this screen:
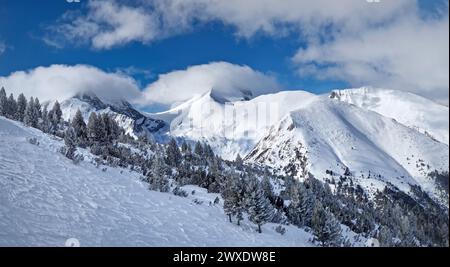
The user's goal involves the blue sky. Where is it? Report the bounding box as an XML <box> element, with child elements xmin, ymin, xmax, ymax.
<box><xmin>0</xmin><ymin>0</ymin><xmax>448</xmax><ymax>109</ymax></box>
<box><xmin>0</xmin><ymin>0</ymin><xmax>348</xmax><ymax>93</ymax></box>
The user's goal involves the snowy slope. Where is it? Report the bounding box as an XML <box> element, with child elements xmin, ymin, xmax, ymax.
<box><xmin>151</xmin><ymin>90</ymin><xmax>318</xmax><ymax>160</ymax></box>
<box><xmin>0</xmin><ymin>117</ymin><xmax>314</xmax><ymax>247</ymax></box>
<box><xmin>245</xmin><ymin>97</ymin><xmax>449</xmax><ymax>204</ymax></box>
<box><xmin>330</xmin><ymin>87</ymin><xmax>449</xmax><ymax>145</ymax></box>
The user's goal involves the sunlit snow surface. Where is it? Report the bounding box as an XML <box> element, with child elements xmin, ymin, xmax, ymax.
<box><xmin>0</xmin><ymin>117</ymin><xmax>315</xmax><ymax>247</ymax></box>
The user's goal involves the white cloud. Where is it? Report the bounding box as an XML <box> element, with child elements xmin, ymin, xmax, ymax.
<box><xmin>0</xmin><ymin>62</ymin><xmax>279</xmax><ymax>110</ymax></box>
<box><xmin>293</xmin><ymin>14</ymin><xmax>449</xmax><ymax>104</ymax></box>
<box><xmin>47</xmin><ymin>0</ymin><xmax>413</xmax><ymax>49</ymax></box>
<box><xmin>0</xmin><ymin>64</ymin><xmax>142</xmax><ymax>103</ymax></box>
<box><xmin>141</xmin><ymin>62</ymin><xmax>281</xmax><ymax>107</ymax></box>
<box><xmin>47</xmin><ymin>1</ymin><xmax>160</xmax><ymax>49</ymax></box>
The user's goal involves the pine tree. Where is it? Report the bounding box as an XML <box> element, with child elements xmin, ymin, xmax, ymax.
<box><xmin>71</xmin><ymin>109</ymin><xmax>88</xmax><ymax>147</ymax></box>
<box><xmin>203</xmin><ymin>143</ymin><xmax>215</xmax><ymax>160</ymax></box>
<box><xmin>288</xmin><ymin>183</ymin><xmax>314</xmax><ymax>227</ymax></box>
<box><xmin>246</xmin><ymin>176</ymin><xmax>274</xmax><ymax>233</ymax></box>
<box><xmin>378</xmin><ymin>226</ymin><xmax>395</xmax><ymax>247</ymax></box>
<box><xmin>64</xmin><ymin>126</ymin><xmax>77</xmax><ymax>160</ymax></box>
<box><xmin>147</xmin><ymin>157</ymin><xmax>169</xmax><ymax>192</ymax></box>
<box><xmin>0</xmin><ymin>87</ymin><xmax>7</xmax><ymax>116</ymax></box>
<box><xmin>24</xmin><ymin>97</ymin><xmax>38</xmax><ymax>128</ymax></box>
<box><xmin>51</xmin><ymin>100</ymin><xmax>62</xmax><ymax>124</ymax></box>
<box><xmin>166</xmin><ymin>138</ymin><xmax>182</xmax><ymax>167</ymax></box>
<box><xmin>223</xmin><ymin>174</ymin><xmax>245</xmax><ymax>224</ymax></box>
<box><xmin>16</xmin><ymin>93</ymin><xmax>27</xmax><ymax>122</ymax></box>
<box><xmin>235</xmin><ymin>154</ymin><xmax>244</xmax><ymax>170</ymax></box>
<box><xmin>40</xmin><ymin>104</ymin><xmax>51</xmax><ymax>133</ymax></box>
<box><xmin>87</xmin><ymin>112</ymin><xmax>99</xmax><ymax>144</ymax></box>
<box><xmin>34</xmin><ymin>97</ymin><xmax>42</xmax><ymax>119</ymax></box>
<box><xmin>7</xmin><ymin>93</ymin><xmax>17</xmax><ymax>119</ymax></box>
<box><xmin>48</xmin><ymin>101</ymin><xmax>62</xmax><ymax>133</ymax></box>
<box><xmin>181</xmin><ymin>141</ymin><xmax>189</xmax><ymax>154</ymax></box>
<box><xmin>311</xmin><ymin>202</ymin><xmax>342</xmax><ymax>247</ymax></box>
<box><xmin>194</xmin><ymin>141</ymin><xmax>203</xmax><ymax>156</ymax></box>
<box><xmin>261</xmin><ymin>175</ymin><xmax>274</xmax><ymax>202</ymax></box>
<box><xmin>96</xmin><ymin>114</ymin><xmax>107</xmax><ymax>144</ymax></box>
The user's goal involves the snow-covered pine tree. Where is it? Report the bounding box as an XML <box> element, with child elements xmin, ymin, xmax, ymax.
<box><xmin>7</xmin><ymin>93</ymin><xmax>17</xmax><ymax>119</ymax></box>
<box><xmin>34</xmin><ymin>97</ymin><xmax>42</xmax><ymax>119</ymax></box>
<box><xmin>288</xmin><ymin>183</ymin><xmax>314</xmax><ymax>227</ymax></box>
<box><xmin>100</xmin><ymin>113</ymin><xmax>120</xmax><ymax>144</ymax></box>
<box><xmin>51</xmin><ymin>100</ymin><xmax>62</xmax><ymax>124</ymax></box>
<box><xmin>203</xmin><ymin>143</ymin><xmax>215</xmax><ymax>160</ymax></box>
<box><xmin>194</xmin><ymin>141</ymin><xmax>203</xmax><ymax>156</ymax></box>
<box><xmin>16</xmin><ymin>93</ymin><xmax>27</xmax><ymax>122</ymax></box>
<box><xmin>181</xmin><ymin>141</ymin><xmax>192</xmax><ymax>161</ymax></box>
<box><xmin>71</xmin><ymin>109</ymin><xmax>88</xmax><ymax>147</ymax></box>
<box><xmin>87</xmin><ymin>112</ymin><xmax>99</xmax><ymax>144</ymax></box>
<box><xmin>166</xmin><ymin>138</ymin><xmax>182</xmax><ymax>167</ymax></box>
<box><xmin>235</xmin><ymin>153</ymin><xmax>244</xmax><ymax>170</ymax></box>
<box><xmin>24</xmin><ymin>97</ymin><xmax>38</xmax><ymax>128</ymax></box>
<box><xmin>48</xmin><ymin>101</ymin><xmax>62</xmax><ymax>133</ymax></box>
<box><xmin>40</xmin><ymin>104</ymin><xmax>51</xmax><ymax>133</ymax></box>
<box><xmin>378</xmin><ymin>226</ymin><xmax>395</xmax><ymax>247</ymax></box>
<box><xmin>147</xmin><ymin>156</ymin><xmax>169</xmax><ymax>192</ymax></box>
<box><xmin>311</xmin><ymin>202</ymin><xmax>342</xmax><ymax>247</ymax></box>
<box><xmin>96</xmin><ymin>114</ymin><xmax>107</xmax><ymax>144</ymax></box>
<box><xmin>261</xmin><ymin>175</ymin><xmax>274</xmax><ymax>203</ymax></box>
<box><xmin>64</xmin><ymin>126</ymin><xmax>77</xmax><ymax>160</ymax></box>
<box><xmin>0</xmin><ymin>87</ymin><xmax>7</xmax><ymax>116</ymax></box>
<box><xmin>181</xmin><ymin>141</ymin><xmax>189</xmax><ymax>154</ymax></box>
<box><xmin>222</xmin><ymin>172</ymin><xmax>245</xmax><ymax>225</ymax></box>
<box><xmin>246</xmin><ymin>176</ymin><xmax>274</xmax><ymax>233</ymax></box>
<box><xmin>108</xmin><ymin>115</ymin><xmax>121</xmax><ymax>141</ymax></box>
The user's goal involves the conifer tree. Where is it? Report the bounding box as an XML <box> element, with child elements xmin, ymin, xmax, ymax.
<box><xmin>246</xmin><ymin>176</ymin><xmax>273</xmax><ymax>233</ymax></box>
<box><xmin>48</xmin><ymin>101</ymin><xmax>62</xmax><ymax>133</ymax></box>
<box><xmin>166</xmin><ymin>138</ymin><xmax>182</xmax><ymax>167</ymax></box>
<box><xmin>71</xmin><ymin>109</ymin><xmax>88</xmax><ymax>147</ymax></box>
<box><xmin>194</xmin><ymin>141</ymin><xmax>203</xmax><ymax>156</ymax></box>
<box><xmin>147</xmin><ymin>157</ymin><xmax>169</xmax><ymax>192</ymax></box>
<box><xmin>261</xmin><ymin>175</ymin><xmax>274</xmax><ymax>202</ymax></box>
<box><xmin>40</xmin><ymin>104</ymin><xmax>51</xmax><ymax>133</ymax></box>
<box><xmin>16</xmin><ymin>93</ymin><xmax>27</xmax><ymax>122</ymax></box>
<box><xmin>34</xmin><ymin>98</ymin><xmax>42</xmax><ymax>119</ymax></box>
<box><xmin>311</xmin><ymin>202</ymin><xmax>342</xmax><ymax>247</ymax></box>
<box><xmin>223</xmin><ymin>173</ymin><xmax>245</xmax><ymax>225</ymax></box>
<box><xmin>7</xmin><ymin>93</ymin><xmax>17</xmax><ymax>119</ymax></box>
<box><xmin>24</xmin><ymin>97</ymin><xmax>38</xmax><ymax>128</ymax></box>
<box><xmin>64</xmin><ymin>126</ymin><xmax>77</xmax><ymax>160</ymax></box>
<box><xmin>235</xmin><ymin>154</ymin><xmax>244</xmax><ymax>170</ymax></box>
<box><xmin>0</xmin><ymin>87</ymin><xmax>7</xmax><ymax>116</ymax></box>
<box><xmin>87</xmin><ymin>112</ymin><xmax>100</xmax><ymax>144</ymax></box>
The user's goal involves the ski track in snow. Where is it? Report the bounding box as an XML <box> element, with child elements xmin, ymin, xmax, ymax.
<box><xmin>0</xmin><ymin>117</ymin><xmax>314</xmax><ymax>247</ymax></box>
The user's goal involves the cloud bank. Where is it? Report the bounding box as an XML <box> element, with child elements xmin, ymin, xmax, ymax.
<box><xmin>141</xmin><ymin>62</ymin><xmax>281</xmax><ymax>107</ymax></box>
<box><xmin>0</xmin><ymin>64</ymin><xmax>141</xmax><ymax>103</ymax></box>
<box><xmin>0</xmin><ymin>62</ymin><xmax>280</xmax><ymax>109</ymax></box>
<box><xmin>46</xmin><ymin>0</ymin><xmax>412</xmax><ymax>49</ymax></box>
<box><xmin>293</xmin><ymin>14</ymin><xmax>450</xmax><ymax>105</ymax></box>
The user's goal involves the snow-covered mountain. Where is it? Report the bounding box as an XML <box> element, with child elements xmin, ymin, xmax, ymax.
<box><xmin>245</xmin><ymin>97</ymin><xmax>449</xmax><ymax>205</ymax></box>
<box><xmin>59</xmin><ymin>92</ymin><xmax>166</xmax><ymax>139</ymax></box>
<box><xmin>150</xmin><ymin>90</ymin><xmax>318</xmax><ymax>160</ymax></box>
<box><xmin>46</xmin><ymin>87</ymin><xmax>448</xmax><ymax>206</ymax></box>
<box><xmin>329</xmin><ymin>87</ymin><xmax>449</xmax><ymax>145</ymax></box>
<box><xmin>146</xmin><ymin>87</ymin><xmax>448</xmax><ymax>205</ymax></box>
